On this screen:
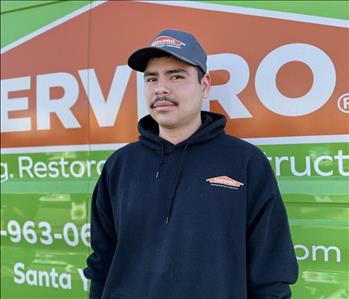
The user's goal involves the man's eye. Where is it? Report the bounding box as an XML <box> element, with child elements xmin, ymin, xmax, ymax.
<box><xmin>145</xmin><ymin>77</ymin><xmax>156</xmax><ymax>83</ymax></box>
<box><xmin>171</xmin><ymin>75</ymin><xmax>183</xmax><ymax>80</ymax></box>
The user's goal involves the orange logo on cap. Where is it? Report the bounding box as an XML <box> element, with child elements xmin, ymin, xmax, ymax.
<box><xmin>206</xmin><ymin>176</ymin><xmax>244</xmax><ymax>189</ymax></box>
<box><xmin>151</xmin><ymin>35</ymin><xmax>186</xmax><ymax>48</ymax></box>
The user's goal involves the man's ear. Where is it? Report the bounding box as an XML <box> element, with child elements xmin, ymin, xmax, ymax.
<box><xmin>202</xmin><ymin>73</ymin><xmax>211</xmax><ymax>99</ymax></box>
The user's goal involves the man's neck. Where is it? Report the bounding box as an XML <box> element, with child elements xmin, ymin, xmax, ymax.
<box><xmin>159</xmin><ymin>117</ymin><xmax>202</xmax><ymax>145</ymax></box>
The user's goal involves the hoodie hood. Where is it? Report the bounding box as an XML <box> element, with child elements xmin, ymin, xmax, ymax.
<box><xmin>138</xmin><ymin>111</ymin><xmax>226</xmax><ymax>152</ymax></box>
<box><xmin>137</xmin><ymin>111</ymin><xmax>226</xmax><ymax>224</ymax></box>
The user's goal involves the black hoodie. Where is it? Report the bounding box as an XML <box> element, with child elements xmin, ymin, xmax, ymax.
<box><xmin>84</xmin><ymin>111</ymin><xmax>298</xmax><ymax>299</ymax></box>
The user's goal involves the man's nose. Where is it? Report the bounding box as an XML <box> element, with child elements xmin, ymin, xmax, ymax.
<box><xmin>154</xmin><ymin>79</ymin><xmax>170</xmax><ymax>96</ymax></box>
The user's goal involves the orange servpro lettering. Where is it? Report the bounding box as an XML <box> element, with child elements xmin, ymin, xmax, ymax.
<box><xmin>1</xmin><ymin>1</ymin><xmax>347</xmax><ymax>149</ymax></box>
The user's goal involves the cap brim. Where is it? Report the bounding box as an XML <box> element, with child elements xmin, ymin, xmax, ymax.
<box><xmin>128</xmin><ymin>47</ymin><xmax>198</xmax><ymax>72</ymax></box>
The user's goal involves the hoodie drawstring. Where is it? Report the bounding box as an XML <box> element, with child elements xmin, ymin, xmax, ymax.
<box><xmin>156</xmin><ymin>143</ymin><xmax>165</xmax><ymax>179</ymax></box>
<box><xmin>166</xmin><ymin>143</ymin><xmax>190</xmax><ymax>224</ymax></box>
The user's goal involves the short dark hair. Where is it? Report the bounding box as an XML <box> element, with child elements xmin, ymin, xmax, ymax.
<box><xmin>145</xmin><ymin>53</ymin><xmax>206</xmax><ymax>83</ymax></box>
<box><xmin>194</xmin><ymin>65</ymin><xmax>205</xmax><ymax>83</ymax></box>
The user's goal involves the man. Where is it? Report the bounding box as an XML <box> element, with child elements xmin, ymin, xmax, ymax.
<box><xmin>84</xmin><ymin>29</ymin><xmax>298</xmax><ymax>299</ymax></box>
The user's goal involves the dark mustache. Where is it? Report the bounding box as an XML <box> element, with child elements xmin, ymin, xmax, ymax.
<box><xmin>151</xmin><ymin>96</ymin><xmax>178</xmax><ymax>108</ymax></box>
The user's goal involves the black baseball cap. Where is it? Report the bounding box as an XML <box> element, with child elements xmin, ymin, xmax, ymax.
<box><xmin>128</xmin><ymin>29</ymin><xmax>207</xmax><ymax>73</ymax></box>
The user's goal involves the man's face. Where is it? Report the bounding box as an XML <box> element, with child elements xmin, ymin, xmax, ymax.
<box><xmin>144</xmin><ymin>56</ymin><xmax>210</xmax><ymax>131</ymax></box>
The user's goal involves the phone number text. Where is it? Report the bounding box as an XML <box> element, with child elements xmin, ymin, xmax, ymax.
<box><xmin>0</xmin><ymin>220</ymin><xmax>90</xmax><ymax>247</ymax></box>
